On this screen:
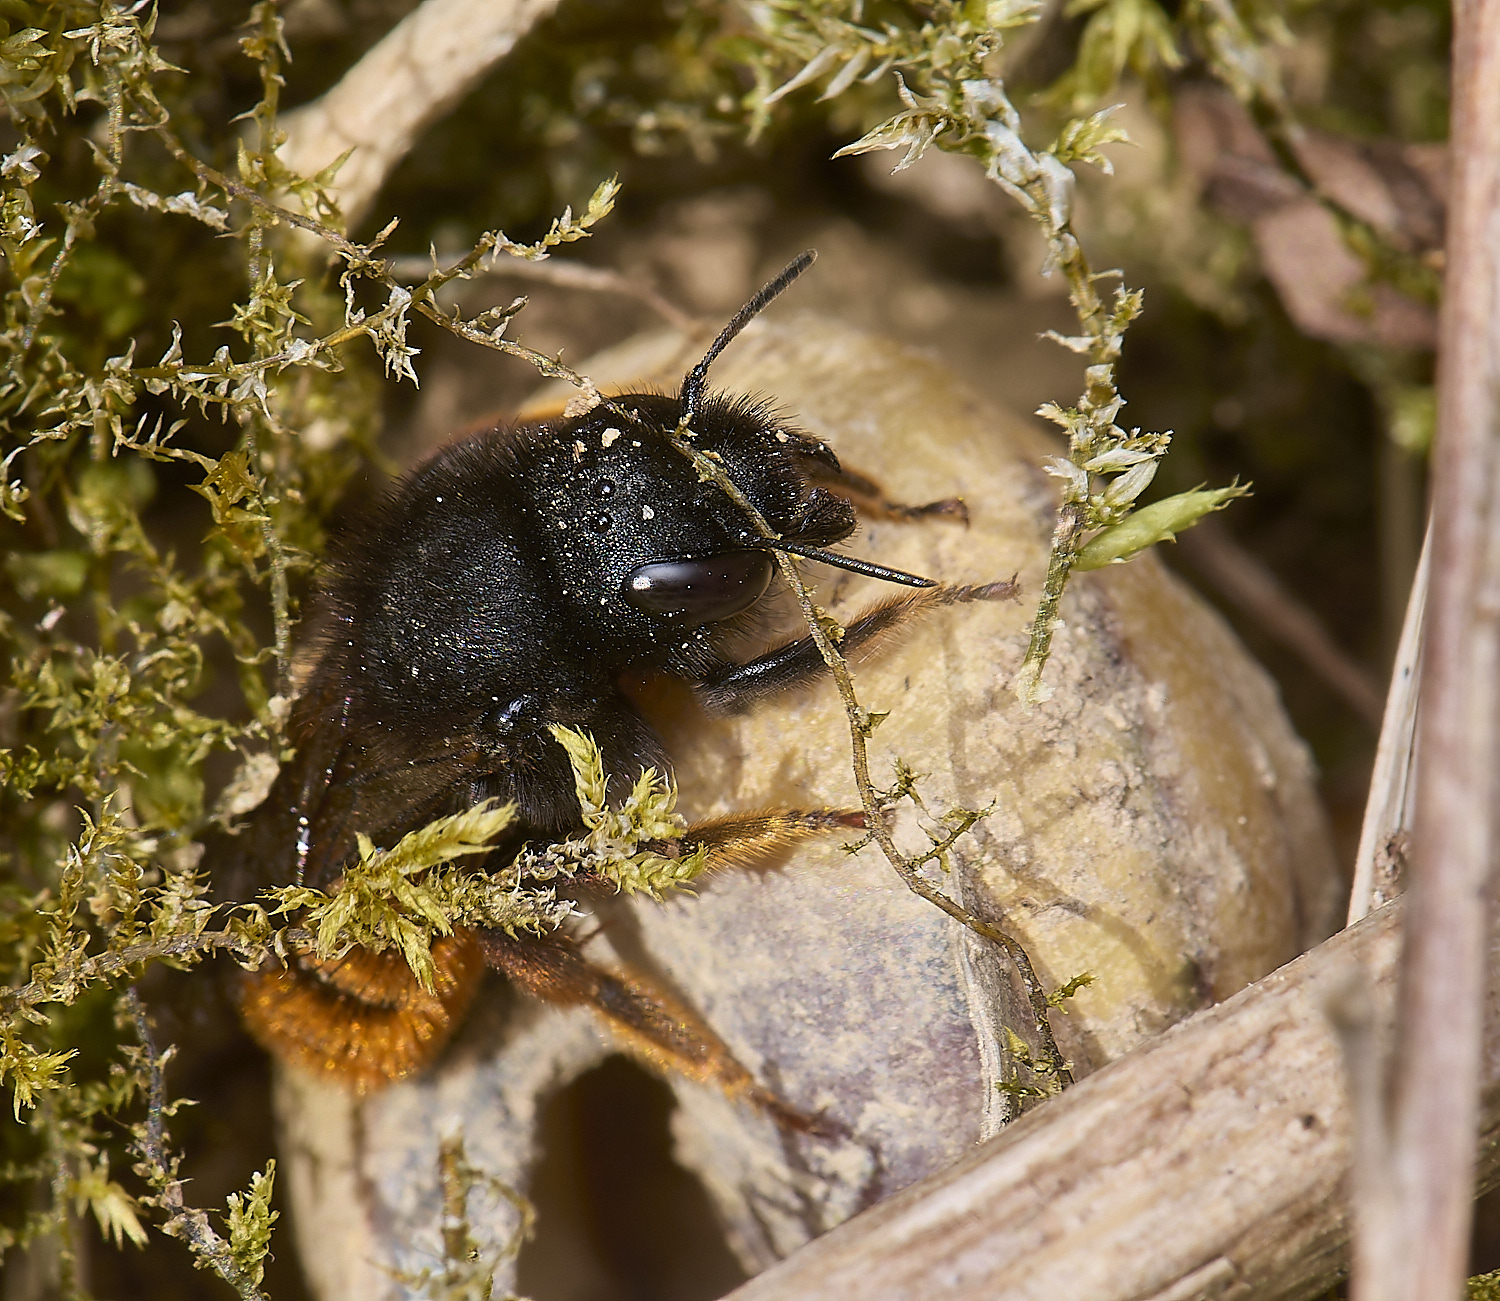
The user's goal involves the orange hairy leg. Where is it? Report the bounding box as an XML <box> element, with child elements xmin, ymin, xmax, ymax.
<box><xmin>233</xmin><ymin>807</ymin><xmax>860</xmax><ymax>1109</ymax></box>
<box><xmin>238</xmin><ymin>930</ymin><xmax>487</xmax><ymax>1092</ymax></box>
<box><xmin>681</xmin><ymin>807</ymin><xmax>866</xmax><ymax>874</ymax></box>
<box><xmin>479</xmin><ymin>929</ymin><xmax>831</xmax><ymax>1135</ymax></box>
<box><xmin>233</xmin><ymin>811</ymin><xmax>865</xmax><ymax>1105</ymax></box>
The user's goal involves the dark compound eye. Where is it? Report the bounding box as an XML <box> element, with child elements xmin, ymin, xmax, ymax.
<box><xmin>622</xmin><ymin>550</ymin><xmax>774</xmax><ymax>624</ymax></box>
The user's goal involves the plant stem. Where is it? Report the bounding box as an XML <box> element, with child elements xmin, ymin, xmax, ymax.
<box><xmin>125</xmin><ymin>990</ymin><xmax>269</xmax><ymax>1301</ymax></box>
<box><xmin>0</xmin><ymin>927</ymin><xmax>309</xmax><ymax>1017</ymax></box>
<box><xmin>1349</xmin><ymin>0</ymin><xmax>1500</xmax><ymax>1295</ymax></box>
<box><xmin>667</xmin><ymin>433</ymin><xmax>1074</xmax><ymax>1088</ymax></box>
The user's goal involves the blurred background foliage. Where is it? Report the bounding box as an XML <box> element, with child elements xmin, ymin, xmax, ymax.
<box><xmin>0</xmin><ymin>0</ymin><xmax>1454</xmax><ymax>1295</ymax></box>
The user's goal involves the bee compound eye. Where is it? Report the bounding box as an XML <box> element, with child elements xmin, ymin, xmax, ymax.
<box><xmin>622</xmin><ymin>550</ymin><xmax>774</xmax><ymax>624</ymax></box>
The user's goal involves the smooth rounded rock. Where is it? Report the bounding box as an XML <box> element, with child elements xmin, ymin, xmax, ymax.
<box><xmin>273</xmin><ymin>315</ymin><xmax>1342</xmax><ymax>1297</ymax></box>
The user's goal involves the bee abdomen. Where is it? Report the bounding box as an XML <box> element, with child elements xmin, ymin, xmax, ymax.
<box><xmin>238</xmin><ymin>930</ymin><xmax>486</xmax><ymax>1093</ymax></box>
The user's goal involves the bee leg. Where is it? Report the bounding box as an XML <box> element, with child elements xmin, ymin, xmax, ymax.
<box><xmin>678</xmin><ymin>807</ymin><xmax>865</xmax><ymax>873</ymax></box>
<box><xmin>696</xmin><ymin>579</ymin><xmax>1018</xmax><ymax>714</ymax></box>
<box><xmin>478</xmin><ymin>929</ymin><xmax>835</xmax><ymax>1137</ymax></box>
<box><xmin>238</xmin><ymin>930</ymin><xmax>488</xmax><ymax>1093</ymax></box>
<box><xmin>802</xmin><ymin>462</ymin><xmax>970</xmax><ymax>526</ymax></box>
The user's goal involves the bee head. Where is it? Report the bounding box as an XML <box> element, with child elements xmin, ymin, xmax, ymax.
<box><xmin>534</xmin><ymin>252</ymin><xmax>935</xmax><ymax>637</ymax></box>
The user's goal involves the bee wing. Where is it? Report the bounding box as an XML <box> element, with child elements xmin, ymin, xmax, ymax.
<box><xmin>295</xmin><ymin>726</ymin><xmax>488</xmax><ymax>889</ymax></box>
<box><xmin>209</xmin><ymin>662</ymin><xmax>489</xmax><ymax>900</ymax></box>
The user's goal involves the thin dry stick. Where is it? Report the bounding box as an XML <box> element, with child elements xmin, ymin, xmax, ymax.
<box><xmin>1177</xmin><ymin>519</ymin><xmax>1386</xmax><ymax>731</ymax></box>
<box><xmin>1347</xmin><ymin>522</ymin><xmax>1431</xmax><ymax>925</ymax></box>
<box><xmin>388</xmin><ymin>254</ymin><xmax>696</xmax><ymax>331</ymax></box>
<box><xmin>1352</xmin><ymin>1</ymin><xmax>1500</xmax><ymax>1295</ymax></box>
<box><xmin>276</xmin><ymin>0</ymin><xmax>563</xmax><ymax>230</ymax></box>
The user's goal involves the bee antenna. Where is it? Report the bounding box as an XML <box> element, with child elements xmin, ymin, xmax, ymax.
<box><xmin>757</xmin><ymin>538</ymin><xmax>937</xmax><ymax>589</ymax></box>
<box><xmin>680</xmin><ymin>250</ymin><xmax>817</xmax><ymax>426</ymax></box>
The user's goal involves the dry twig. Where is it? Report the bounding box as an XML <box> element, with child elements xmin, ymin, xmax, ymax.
<box><xmin>388</xmin><ymin>254</ymin><xmax>696</xmax><ymax>331</ymax></box>
<box><xmin>1347</xmin><ymin>523</ymin><xmax>1430</xmax><ymax>925</ymax></box>
<box><xmin>276</xmin><ymin>0</ymin><xmax>562</xmax><ymax>229</ymax></box>
<box><xmin>715</xmin><ymin>897</ymin><xmax>1500</xmax><ymax>1301</ymax></box>
<box><xmin>1350</xmin><ymin>2</ymin><xmax>1500</xmax><ymax>1295</ymax></box>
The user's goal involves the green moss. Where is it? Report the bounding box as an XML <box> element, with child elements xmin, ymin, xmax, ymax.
<box><xmin>0</xmin><ymin>0</ymin><xmax>1456</xmax><ymax>1292</ymax></box>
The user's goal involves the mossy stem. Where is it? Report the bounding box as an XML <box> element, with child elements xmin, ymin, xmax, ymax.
<box><xmin>0</xmin><ymin>927</ymin><xmax>310</xmax><ymax>1018</ymax></box>
<box><xmin>44</xmin><ymin>1097</ymin><xmax>84</xmax><ymax>1300</ymax></box>
<box><xmin>125</xmin><ymin>990</ymin><xmax>270</xmax><ymax>1301</ymax></box>
<box><xmin>1002</xmin><ymin>174</ymin><xmax>1117</xmax><ymax>702</ymax></box>
<box><xmin>146</xmin><ymin>127</ymin><xmax>593</xmax><ymax>393</ymax></box>
<box><xmin>16</xmin><ymin>39</ymin><xmax>131</xmax><ymax>362</ymax></box>
<box><xmin>1016</xmin><ymin>501</ymin><xmax>1087</xmax><ymax>699</ymax></box>
<box><xmin>667</xmin><ymin>433</ymin><xmax>1073</xmax><ymax>1089</ymax></box>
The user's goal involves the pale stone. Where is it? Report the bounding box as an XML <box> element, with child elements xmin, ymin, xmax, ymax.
<box><xmin>274</xmin><ymin>316</ymin><xmax>1341</xmax><ymax>1297</ymax></box>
